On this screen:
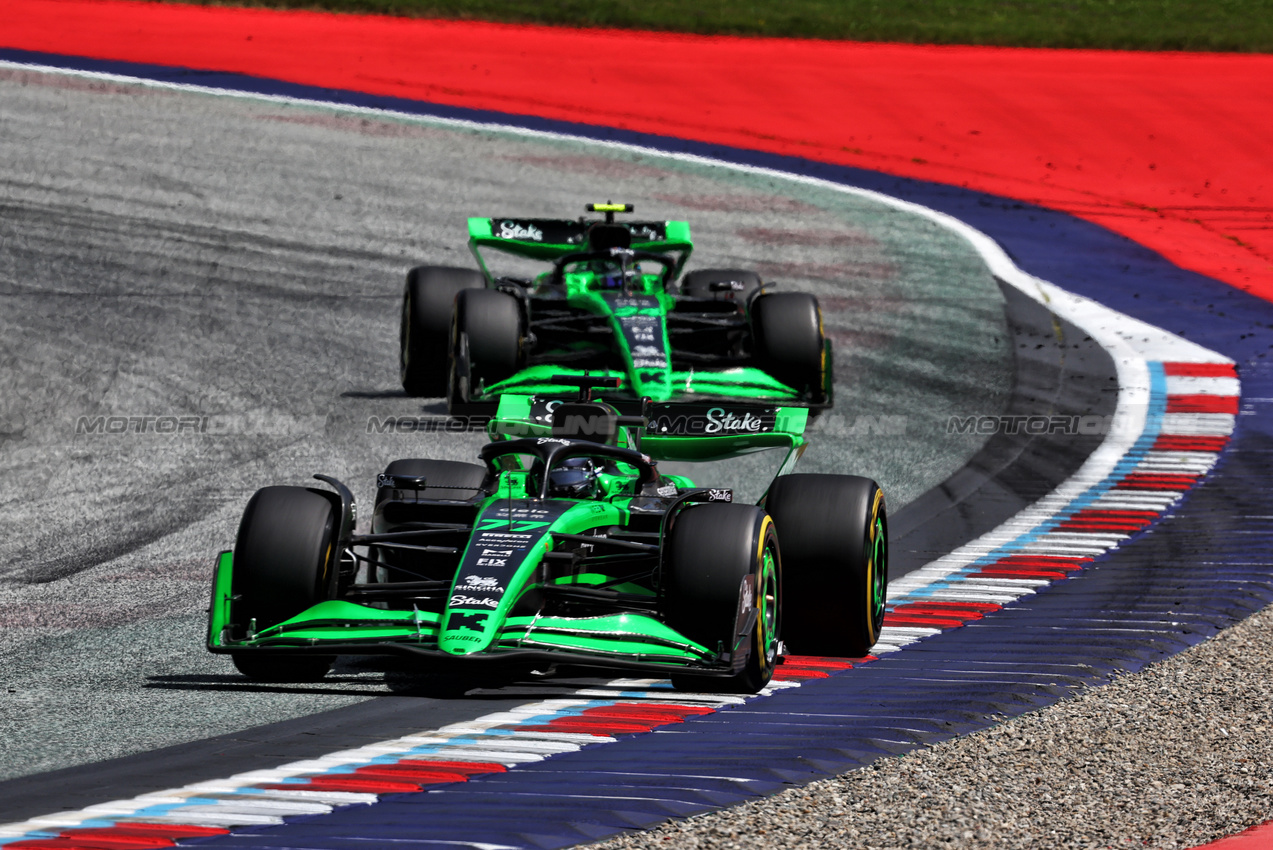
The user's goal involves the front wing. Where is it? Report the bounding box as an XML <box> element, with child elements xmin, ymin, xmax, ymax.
<box><xmin>207</xmin><ymin>554</ymin><xmax>753</xmax><ymax>678</ymax></box>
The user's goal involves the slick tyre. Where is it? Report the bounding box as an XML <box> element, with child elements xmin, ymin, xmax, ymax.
<box><xmin>681</xmin><ymin>268</ymin><xmax>762</xmax><ymax>307</ymax></box>
<box><xmin>764</xmin><ymin>474</ymin><xmax>887</xmax><ymax>657</ymax></box>
<box><xmin>230</xmin><ymin>486</ymin><xmax>338</xmax><ymax>682</ymax></box>
<box><xmin>448</xmin><ymin>288</ymin><xmax>523</xmax><ymax>413</ymax></box>
<box><xmin>664</xmin><ymin>503</ymin><xmax>780</xmax><ymax>694</ymax></box>
<box><xmin>752</xmin><ymin>292</ymin><xmax>826</xmax><ymax>394</ymax></box>
<box><xmin>400</xmin><ymin>265</ymin><xmax>485</xmax><ymax>397</ymax></box>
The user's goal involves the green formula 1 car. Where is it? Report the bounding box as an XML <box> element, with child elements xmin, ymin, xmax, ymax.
<box><xmin>207</xmin><ymin>381</ymin><xmax>885</xmax><ymax>693</ymax></box>
<box><xmin>399</xmin><ymin>203</ymin><xmax>832</xmax><ymax>417</ymax></box>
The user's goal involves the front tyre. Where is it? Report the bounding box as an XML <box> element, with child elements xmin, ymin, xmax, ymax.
<box><xmin>663</xmin><ymin>504</ymin><xmax>780</xmax><ymax>694</ymax></box>
<box><xmin>229</xmin><ymin>486</ymin><xmax>338</xmax><ymax>682</ymax></box>
<box><xmin>764</xmin><ymin>474</ymin><xmax>887</xmax><ymax>657</ymax></box>
<box><xmin>400</xmin><ymin>266</ymin><xmax>484</xmax><ymax>397</ymax></box>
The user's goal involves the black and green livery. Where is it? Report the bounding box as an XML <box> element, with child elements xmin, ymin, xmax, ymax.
<box><xmin>207</xmin><ymin>383</ymin><xmax>884</xmax><ymax>693</ymax></box>
<box><xmin>399</xmin><ymin>203</ymin><xmax>832</xmax><ymax>416</ymax></box>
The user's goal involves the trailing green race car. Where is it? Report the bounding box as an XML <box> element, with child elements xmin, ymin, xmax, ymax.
<box><xmin>399</xmin><ymin>203</ymin><xmax>833</xmax><ymax>417</ymax></box>
<box><xmin>207</xmin><ymin>381</ymin><xmax>886</xmax><ymax>694</ymax></box>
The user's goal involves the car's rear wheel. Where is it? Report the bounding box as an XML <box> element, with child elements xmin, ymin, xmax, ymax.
<box><xmin>400</xmin><ymin>265</ymin><xmax>484</xmax><ymax>397</ymax></box>
<box><xmin>663</xmin><ymin>503</ymin><xmax>780</xmax><ymax>694</ymax></box>
<box><xmin>764</xmin><ymin>474</ymin><xmax>887</xmax><ymax>657</ymax></box>
<box><xmin>752</xmin><ymin>292</ymin><xmax>826</xmax><ymax>395</ymax></box>
<box><xmin>681</xmin><ymin>268</ymin><xmax>762</xmax><ymax>308</ymax></box>
<box><xmin>230</xmin><ymin>486</ymin><xmax>338</xmax><ymax>681</ymax></box>
<box><xmin>448</xmin><ymin>288</ymin><xmax>523</xmax><ymax>414</ymax></box>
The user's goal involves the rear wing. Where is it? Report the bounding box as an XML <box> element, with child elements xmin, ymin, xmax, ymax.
<box><xmin>641</xmin><ymin>403</ymin><xmax>809</xmax><ymax>462</ymax></box>
<box><xmin>488</xmin><ymin>395</ymin><xmax>809</xmax><ymax>464</ymax></box>
<box><xmin>468</xmin><ymin>217</ymin><xmax>693</xmax><ymax>273</ymax></box>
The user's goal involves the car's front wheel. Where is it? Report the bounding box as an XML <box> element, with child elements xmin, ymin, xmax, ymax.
<box><xmin>229</xmin><ymin>486</ymin><xmax>338</xmax><ymax>682</ymax></box>
<box><xmin>663</xmin><ymin>503</ymin><xmax>780</xmax><ymax>694</ymax></box>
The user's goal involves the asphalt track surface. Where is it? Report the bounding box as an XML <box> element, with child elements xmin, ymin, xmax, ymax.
<box><xmin>0</xmin><ymin>65</ymin><xmax>1015</xmax><ymax>785</ymax></box>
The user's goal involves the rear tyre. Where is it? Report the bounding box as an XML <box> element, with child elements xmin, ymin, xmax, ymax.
<box><xmin>400</xmin><ymin>266</ymin><xmax>484</xmax><ymax>397</ymax></box>
<box><xmin>681</xmin><ymin>268</ymin><xmax>762</xmax><ymax>308</ymax></box>
<box><xmin>230</xmin><ymin>486</ymin><xmax>338</xmax><ymax>682</ymax></box>
<box><xmin>663</xmin><ymin>504</ymin><xmax>780</xmax><ymax>694</ymax></box>
<box><xmin>752</xmin><ymin>292</ymin><xmax>826</xmax><ymax>394</ymax></box>
<box><xmin>448</xmin><ymin>288</ymin><xmax>523</xmax><ymax>413</ymax></box>
<box><xmin>764</xmin><ymin>474</ymin><xmax>887</xmax><ymax>657</ymax></box>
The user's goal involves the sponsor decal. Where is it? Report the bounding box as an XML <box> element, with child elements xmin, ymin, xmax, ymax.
<box><xmin>536</xmin><ymin>437</ymin><xmax>572</xmax><ymax>446</ymax></box>
<box><xmin>705</xmin><ymin>408</ymin><xmax>765</xmax><ymax>433</ymax></box>
<box><xmin>498</xmin><ymin>220</ymin><xmax>544</xmax><ymax>241</ymax></box>
<box><xmin>626</xmin><ymin>223</ymin><xmax>665</xmax><ymax>242</ymax></box>
<box><xmin>447</xmin><ymin>612</ymin><xmax>487</xmax><ymax>632</ymax></box>
<box><xmin>648</xmin><ymin>405</ymin><xmax>777</xmax><ymax>436</ymax></box>
<box><xmin>619</xmin><ymin>318</ymin><xmax>658</xmax><ymax>344</ymax></box>
<box><xmin>455</xmin><ymin>574</ymin><xmax>505</xmax><ymax>593</ymax></box>
<box><xmin>473</xmin><ymin>531</ymin><xmax>533</xmax><ymax>549</ymax></box>
<box><xmin>480</xmin><ymin>550</ymin><xmax>513</xmax><ymax>558</ymax></box>
<box><xmin>450</xmin><ymin>594</ymin><xmax>500</xmax><ymax>609</ymax></box>
<box><xmin>708</xmin><ymin>488</ymin><xmax>733</xmax><ymax>502</ymax></box>
<box><xmin>528</xmin><ymin>399</ymin><xmax>563</xmax><ymax>425</ymax></box>
<box><xmin>632</xmin><ymin>344</ymin><xmax>662</xmax><ymax>357</ymax></box>
<box><xmin>613</xmin><ymin>297</ymin><xmax>658</xmax><ymax>311</ymax></box>
<box><xmin>475</xmin><ymin>557</ymin><xmax>507</xmax><ymax>567</ymax></box>
<box><xmin>632</xmin><ymin>357</ymin><xmax>665</xmax><ymax>369</ymax></box>
<box><xmin>656</xmin><ymin>483</ymin><xmax>678</xmax><ymax>498</ymax></box>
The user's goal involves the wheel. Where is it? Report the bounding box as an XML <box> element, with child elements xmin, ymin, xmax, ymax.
<box><xmin>763</xmin><ymin>474</ymin><xmax>887</xmax><ymax>657</ymax></box>
<box><xmin>448</xmin><ymin>288</ymin><xmax>523</xmax><ymax>412</ymax></box>
<box><xmin>663</xmin><ymin>503</ymin><xmax>780</xmax><ymax>694</ymax></box>
<box><xmin>400</xmin><ymin>265</ymin><xmax>484</xmax><ymax>397</ymax></box>
<box><xmin>230</xmin><ymin>486</ymin><xmax>338</xmax><ymax>682</ymax></box>
<box><xmin>681</xmin><ymin>268</ymin><xmax>762</xmax><ymax>307</ymax></box>
<box><xmin>751</xmin><ymin>292</ymin><xmax>826</xmax><ymax>394</ymax></box>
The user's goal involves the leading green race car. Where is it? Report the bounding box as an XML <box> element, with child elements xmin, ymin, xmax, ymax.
<box><xmin>399</xmin><ymin>203</ymin><xmax>833</xmax><ymax>417</ymax></box>
<box><xmin>207</xmin><ymin>381</ymin><xmax>886</xmax><ymax>694</ymax></box>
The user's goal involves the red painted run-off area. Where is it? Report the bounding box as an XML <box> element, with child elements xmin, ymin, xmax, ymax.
<box><xmin>5</xmin><ymin>0</ymin><xmax>1273</xmax><ymax>300</ymax></box>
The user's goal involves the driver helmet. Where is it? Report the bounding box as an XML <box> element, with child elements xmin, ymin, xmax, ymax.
<box><xmin>547</xmin><ymin>457</ymin><xmax>600</xmax><ymax>499</ymax></box>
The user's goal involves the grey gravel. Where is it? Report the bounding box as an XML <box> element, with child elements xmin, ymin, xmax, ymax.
<box><xmin>589</xmin><ymin>602</ymin><xmax>1273</xmax><ymax>850</ymax></box>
